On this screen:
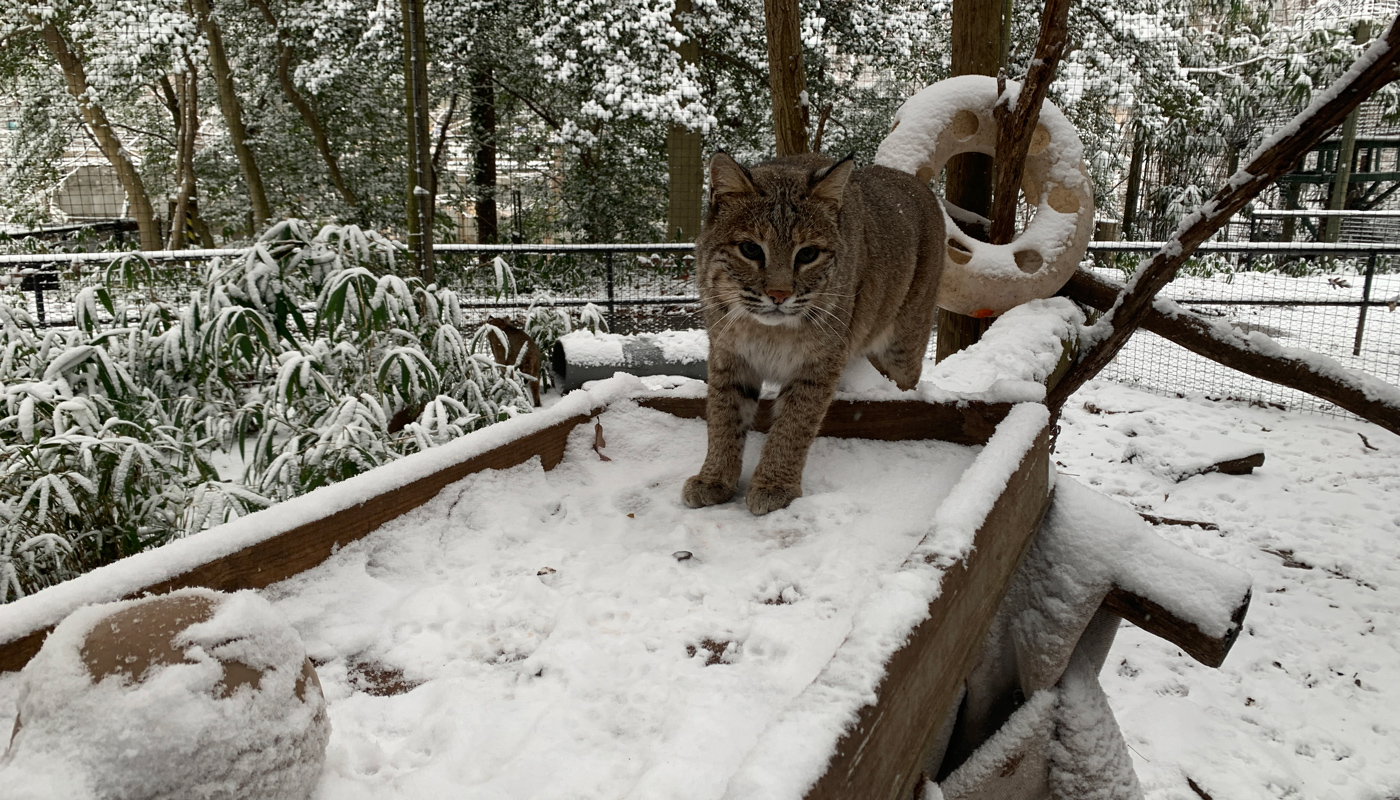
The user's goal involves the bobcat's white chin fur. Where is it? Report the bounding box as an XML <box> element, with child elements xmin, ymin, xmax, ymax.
<box><xmin>749</xmin><ymin>308</ymin><xmax>800</xmax><ymax>327</ymax></box>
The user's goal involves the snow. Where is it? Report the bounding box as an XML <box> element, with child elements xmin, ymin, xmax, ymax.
<box><xmin>557</xmin><ymin>328</ymin><xmax>709</xmax><ymax>367</ymax></box>
<box><xmin>1057</xmin><ymin>380</ymin><xmax>1400</xmax><ymax>799</ymax></box>
<box><xmin>245</xmin><ymin>400</ymin><xmax>980</xmax><ymax>799</ymax></box>
<box><xmin>2</xmin><ymin>371</ymin><xmax>1399</xmax><ymax>797</ymax></box>
<box><xmin>922</xmin><ymin>298</ymin><xmax>1084</xmax><ymax>404</ymax></box>
<box><xmin>2</xmin><ymin>589</ymin><xmax>328</xmax><ymax>800</ymax></box>
<box><xmin>0</xmin><ymin>377</ymin><xmax>636</xmax><ymax>654</ymax></box>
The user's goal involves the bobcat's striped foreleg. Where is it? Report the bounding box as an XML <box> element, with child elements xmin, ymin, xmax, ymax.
<box><xmin>683</xmin><ymin>352</ymin><xmax>760</xmax><ymax>508</ymax></box>
<box><xmin>746</xmin><ymin>361</ymin><xmax>842</xmax><ymax>515</ymax></box>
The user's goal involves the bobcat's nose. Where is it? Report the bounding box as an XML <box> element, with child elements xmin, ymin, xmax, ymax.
<box><xmin>766</xmin><ymin>289</ymin><xmax>792</xmax><ymax>303</ymax></box>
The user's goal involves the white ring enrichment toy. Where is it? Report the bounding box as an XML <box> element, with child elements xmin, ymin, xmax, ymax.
<box><xmin>875</xmin><ymin>75</ymin><xmax>1095</xmax><ymax>318</ymax></box>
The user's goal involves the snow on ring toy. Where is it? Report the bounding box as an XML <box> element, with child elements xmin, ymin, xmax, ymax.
<box><xmin>875</xmin><ymin>75</ymin><xmax>1095</xmax><ymax>318</ymax></box>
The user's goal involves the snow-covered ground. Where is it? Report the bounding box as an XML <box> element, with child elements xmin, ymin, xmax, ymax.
<box><xmin>1057</xmin><ymin>380</ymin><xmax>1400</xmax><ymax>800</ymax></box>
<box><xmin>2</xmin><ymin>376</ymin><xmax>1398</xmax><ymax>797</ymax></box>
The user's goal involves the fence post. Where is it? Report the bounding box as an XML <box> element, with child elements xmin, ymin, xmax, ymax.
<box><xmin>605</xmin><ymin>251</ymin><xmax>617</xmax><ymax>333</ymax></box>
<box><xmin>1353</xmin><ymin>252</ymin><xmax>1378</xmax><ymax>356</ymax></box>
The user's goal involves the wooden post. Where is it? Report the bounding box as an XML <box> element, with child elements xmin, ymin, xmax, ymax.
<box><xmin>763</xmin><ymin>0</ymin><xmax>808</xmax><ymax>157</ymax></box>
<box><xmin>668</xmin><ymin>0</ymin><xmax>704</xmax><ymax>241</ymax></box>
<box><xmin>935</xmin><ymin>0</ymin><xmax>1007</xmax><ymax>362</ymax></box>
<box><xmin>1122</xmin><ymin>123</ymin><xmax>1146</xmax><ymax>239</ymax></box>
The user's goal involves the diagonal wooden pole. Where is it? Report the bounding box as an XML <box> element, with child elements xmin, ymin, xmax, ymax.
<box><xmin>988</xmin><ymin>0</ymin><xmax>1074</xmax><ymax>245</ymax></box>
<box><xmin>1048</xmin><ymin>14</ymin><xmax>1400</xmax><ymax>413</ymax></box>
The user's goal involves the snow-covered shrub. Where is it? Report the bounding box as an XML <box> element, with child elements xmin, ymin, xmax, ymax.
<box><xmin>0</xmin><ymin>221</ymin><xmax>585</xmax><ymax>601</ymax></box>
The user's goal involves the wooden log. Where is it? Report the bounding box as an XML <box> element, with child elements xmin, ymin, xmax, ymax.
<box><xmin>0</xmin><ymin>413</ymin><xmax>595</xmax><ymax>673</ymax></box>
<box><xmin>804</xmin><ymin>425</ymin><xmax>1053</xmax><ymax>800</ymax></box>
<box><xmin>935</xmin><ymin>0</ymin><xmax>1004</xmax><ymax>362</ymax></box>
<box><xmin>1061</xmin><ymin>268</ymin><xmax>1400</xmax><ymax>437</ymax></box>
<box><xmin>1104</xmin><ymin>585</ymin><xmax>1251</xmax><ymax>669</ymax></box>
<box><xmin>1048</xmin><ymin>14</ymin><xmax>1400</xmax><ymax>412</ymax></box>
<box><xmin>988</xmin><ymin>0</ymin><xmax>1074</xmax><ymax>246</ymax></box>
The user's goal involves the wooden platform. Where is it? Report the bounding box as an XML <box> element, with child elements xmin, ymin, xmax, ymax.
<box><xmin>0</xmin><ymin>382</ymin><xmax>1052</xmax><ymax>800</ymax></box>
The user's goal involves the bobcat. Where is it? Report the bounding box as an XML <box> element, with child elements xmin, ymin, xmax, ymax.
<box><xmin>682</xmin><ymin>152</ymin><xmax>945</xmax><ymax>515</ymax></box>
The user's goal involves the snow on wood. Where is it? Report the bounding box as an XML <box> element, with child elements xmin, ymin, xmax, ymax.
<box><xmin>922</xmin><ymin>298</ymin><xmax>1083</xmax><ymax>404</ymax></box>
<box><xmin>0</xmin><ymin>377</ymin><xmax>642</xmax><ymax>670</ymax></box>
<box><xmin>227</xmin><ymin>402</ymin><xmax>986</xmax><ymax>798</ymax></box>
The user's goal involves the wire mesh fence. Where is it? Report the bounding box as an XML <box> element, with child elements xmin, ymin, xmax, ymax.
<box><xmin>5</xmin><ymin>239</ymin><xmax>1399</xmax><ymax>418</ymax></box>
<box><xmin>1085</xmin><ymin>242</ymin><xmax>1400</xmax><ymax>415</ymax></box>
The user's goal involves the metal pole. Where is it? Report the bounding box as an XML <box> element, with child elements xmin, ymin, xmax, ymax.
<box><xmin>1353</xmin><ymin>252</ymin><xmax>1377</xmax><ymax>356</ymax></box>
<box><xmin>33</xmin><ymin>280</ymin><xmax>46</xmax><ymax>327</ymax></box>
<box><xmin>605</xmin><ymin>251</ymin><xmax>617</xmax><ymax>333</ymax></box>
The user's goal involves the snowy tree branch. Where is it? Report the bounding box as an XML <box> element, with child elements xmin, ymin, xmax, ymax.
<box><xmin>1049</xmin><ymin>13</ymin><xmax>1400</xmax><ymax>413</ymax></box>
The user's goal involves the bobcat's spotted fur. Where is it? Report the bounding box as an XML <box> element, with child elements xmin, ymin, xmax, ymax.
<box><xmin>682</xmin><ymin>152</ymin><xmax>945</xmax><ymax>515</ymax></box>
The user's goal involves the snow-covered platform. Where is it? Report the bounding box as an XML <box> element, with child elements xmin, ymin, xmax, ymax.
<box><xmin>0</xmin><ymin>374</ymin><xmax>1054</xmax><ymax>800</ymax></box>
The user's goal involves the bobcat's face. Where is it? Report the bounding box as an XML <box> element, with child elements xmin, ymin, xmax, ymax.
<box><xmin>698</xmin><ymin>154</ymin><xmax>853</xmax><ymax>331</ymax></box>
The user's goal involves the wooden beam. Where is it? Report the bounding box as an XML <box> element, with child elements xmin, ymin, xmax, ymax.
<box><xmin>1104</xmin><ymin>585</ymin><xmax>1251</xmax><ymax>668</ymax></box>
<box><xmin>804</xmin><ymin>426</ymin><xmax>1053</xmax><ymax>800</ymax></box>
<box><xmin>0</xmin><ymin>413</ymin><xmax>595</xmax><ymax>673</ymax></box>
<box><xmin>636</xmin><ymin>396</ymin><xmax>1012</xmax><ymax>446</ymax></box>
<box><xmin>936</xmin><ymin>0</ymin><xmax>1008</xmax><ymax>362</ymax></box>
<box><xmin>1061</xmin><ymin>268</ymin><xmax>1400</xmax><ymax>437</ymax></box>
<box><xmin>1048</xmin><ymin>13</ymin><xmax>1400</xmax><ymax>412</ymax></box>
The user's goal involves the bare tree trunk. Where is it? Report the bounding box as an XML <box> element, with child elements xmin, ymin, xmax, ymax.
<box><xmin>40</xmin><ymin>24</ymin><xmax>161</xmax><ymax>251</ymax></box>
<box><xmin>1122</xmin><ymin>123</ymin><xmax>1146</xmax><ymax>239</ymax></box>
<box><xmin>249</xmin><ymin>0</ymin><xmax>358</xmax><ymax>213</ymax></box>
<box><xmin>1326</xmin><ymin>21</ymin><xmax>1372</xmax><ymax>243</ymax></box>
<box><xmin>402</xmin><ymin>0</ymin><xmax>434</xmax><ymax>282</ymax></box>
<box><xmin>935</xmin><ymin>0</ymin><xmax>1007</xmax><ymax>362</ymax></box>
<box><xmin>667</xmin><ymin>0</ymin><xmax>703</xmax><ymax>241</ymax></box>
<box><xmin>470</xmin><ymin>68</ymin><xmax>499</xmax><ymax>245</ymax></box>
<box><xmin>191</xmin><ymin>0</ymin><xmax>270</xmax><ymax>231</ymax></box>
<box><xmin>168</xmin><ymin>65</ymin><xmax>200</xmax><ymax>250</ymax></box>
<box><xmin>763</xmin><ymin>0</ymin><xmax>808</xmax><ymax>156</ymax></box>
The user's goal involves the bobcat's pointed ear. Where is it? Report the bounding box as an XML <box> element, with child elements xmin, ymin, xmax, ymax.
<box><xmin>709</xmin><ymin>152</ymin><xmax>758</xmax><ymax>203</ymax></box>
<box><xmin>810</xmin><ymin>155</ymin><xmax>855</xmax><ymax>207</ymax></box>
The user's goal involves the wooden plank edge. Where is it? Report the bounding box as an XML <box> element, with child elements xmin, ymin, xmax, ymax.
<box><xmin>636</xmin><ymin>395</ymin><xmax>1012</xmax><ymax>446</ymax></box>
<box><xmin>1103</xmin><ymin>584</ymin><xmax>1252</xmax><ymax>669</ymax></box>
<box><xmin>804</xmin><ymin>424</ymin><xmax>1053</xmax><ymax>800</ymax></box>
<box><xmin>0</xmin><ymin>412</ymin><xmax>597</xmax><ymax>673</ymax></box>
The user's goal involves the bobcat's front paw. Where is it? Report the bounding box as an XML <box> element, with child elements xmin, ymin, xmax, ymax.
<box><xmin>746</xmin><ymin>482</ymin><xmax>801</xmax><ymax>516</ymax></box>
<box><xmin>683</xmin><ymin>476</ymin><xmax>736</xmax><ymax>508</ymax></box>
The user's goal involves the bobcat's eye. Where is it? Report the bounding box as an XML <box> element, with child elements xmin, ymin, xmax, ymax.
<box><xmin>738</xmin><ymin>241</ymin><xmax>765</xmax><ymax>262</ymax></box>
<box><xmin>795</xmin><ymin>246</ymin><xmax>820</xmax><ymax>266</ymax></box>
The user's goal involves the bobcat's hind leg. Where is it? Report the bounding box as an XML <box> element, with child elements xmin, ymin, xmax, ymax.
<box><xmin>683</xmin><ymin>355</ymin><xmax>760</xmax><ymax>508</ymax></box>
<box><xmin>867</xmin><ymin>310</ymin><xmax>936</xmax><ymax>391</ymax></box>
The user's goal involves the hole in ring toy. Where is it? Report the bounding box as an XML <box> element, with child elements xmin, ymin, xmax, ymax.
<box><xmin>875</xmin><ymin>75</ymin><xmax>1096</xmax><ymax>319</ymax></box>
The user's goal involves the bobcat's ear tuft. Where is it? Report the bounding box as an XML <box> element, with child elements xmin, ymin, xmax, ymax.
<box><xmin>709</xmin><ymin>152</ymin><xmax>758</xmax><ymax>203</ymax></box>
<box><xmin>810</xmin><ymin>155</ymin><xmax>855</xmax><ymax>207</ymax></box>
